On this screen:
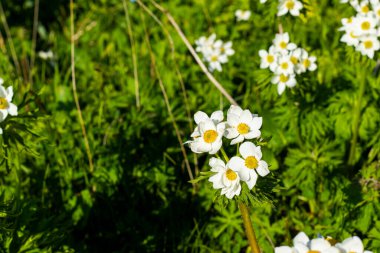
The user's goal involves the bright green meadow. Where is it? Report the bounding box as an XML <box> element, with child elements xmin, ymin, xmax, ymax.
<box><xmin>0</xmin><ymin>0</ymin><xmax>379</xmax><ymax>252</ymax></box>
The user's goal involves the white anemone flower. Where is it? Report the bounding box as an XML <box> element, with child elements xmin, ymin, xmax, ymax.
<box><xmin>357</xmin><ymin>35</ymin><xmax>380</xmax><ymax>58</ymax></box>
<box><xmin>335</xmin><ymin>236</ymin><xmax>373</xmax><ymax>253</ymax></box>
<box><xmin>271</xmin><ymin>74</ymin><xmax>297</xmax><ymax>95</ymax></box>
<box><xmin>0</xmin><ymin>86</ymin><xmax>18</xmax><ymax>122</ymax></box>
<box><xmin>273</xmin><ymin>32</ymin><xmax>297</xmax><ymax>53</ymax></box>
<box><xmin>214</xmin><ymin>40</ymin><xmax>235</xmax><ymax>57</ymax></box>
<box><xmin>352</xmin><ymin>16</ymin><xmax>378</xmax><ymax>37</ymax></box>
<box><xmin>229</xmin><ymin>142</ymin><xmax>269</xmax><ymax>189</ymax></box>
<box><xmin>278</xmin><ymin>0</ymin><xmax>303</xmax><ymax>16</ymax></box>
<box><xmin>208</xmin><ymin>157</ymin><xmax>242</xmax><ymax>199</ymax></box>
<box><xmin>259</xmin><ymin>45</ymin><xmax>278</xmax><ymax>72</ymax></box>
<box><xmin>235</xmin><ymin>10</ymin><xmax>251</xmax><ymax>21</ymax></box>
<box><xmin>195</xmin><ymin>34</ymin><xmax>216</xmax><ymax>56</ymax></box>
<box><xmin>206</xmin><ymin>50</ymin><xmax>228</xmax><ymax>72</ymax></box>
<box><xmin>188</xmin><ymin>111</ymin><xmax>225</xmax><ymax>154</ymax></box>
<box><xmin>225</xmin><ymin>105</ymin><xmax>262</xmax><ymax>145</ymax></box>
<box><xmin>275</xmin><ymin>55</ymin><xmax>295</xmax><ymax>75</ymax></box>
<box><xmin>297</xmin><ymin>50</ymin><xmax>317</xmax><ymax>73</ymax></box>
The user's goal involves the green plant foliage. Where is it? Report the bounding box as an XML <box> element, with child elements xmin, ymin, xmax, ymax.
<box><xmin>0</xmin><ymin>0</ymin><xmax>379</xmax><ymax>252</ymax></box>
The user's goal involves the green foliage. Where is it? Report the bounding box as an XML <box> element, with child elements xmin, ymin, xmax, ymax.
<box><xmin>0</xmin><ymin>0</ymin><xmax>379</xmax><ymax>252</ymax></box>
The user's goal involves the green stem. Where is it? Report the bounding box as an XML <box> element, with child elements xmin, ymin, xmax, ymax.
<box><xmin>238</xmin><ymin>202</ymin><xmax>261</xmax><ymax>253</ymax></box>
<box><xmin>348</xmin><ymin>69</ymin><xmax>366</xmax><ymax>166</ymax></box>
<box><xmin>220</xmin><ymin>147</ymin><xmax>229</xmax><ymax>162</ymax></box>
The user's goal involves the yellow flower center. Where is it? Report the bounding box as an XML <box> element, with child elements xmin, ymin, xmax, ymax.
<box><xmin>237</xmin><ymin>123</ymin><xmax>250</xmax><ymax>134</ymax></box>
<box><xmin>303</xmin><ymin>59</ymin><xmax>311</xmax><ymax>68</ymax></box>
<box><xmin>308</xmin><ymin>251</ymin><xmax>321</xmax><ymax>253</ymax></box>
<box><xmin>361</xmin><ymin>21</ymin><xmax>371</xmax><ymax>30</ymax></box>
<box><xmin>364</xmin><ymin>40</ymin><xmax>373</xmax><ymax>49</ymax></box>
<box><xmin>281</xmin><ymin>62</ymin><xmax>289</xmax><ymax>69</ymax></box>
<box><xmin>290</xmin><ymin>56</ymin><xmax>298</xmax><ymax>64</ymax></box>
<box><xmin>362</xmin><ymin>5</ymin><xmax>369</xmax><ymax>13</ymax></box>
<box><xmin>226</xmin><ymin>169</ymin><xmax>237</xmax><ymax>181</ymax></box>
<box><xmin>203</xmin><ymin>130</ymin><xmax>218</xmax><ymax>143</ymax></box>
<box><xmin>267</xmin><ymin>55</ymin><xmax>274</xmax><ymax>63</ymax></box>
<box><xmin>0</xmin><ymin>98</ymin><xmax>8</xmax><ymax>109</ymax></box>
<box><xmin>211</xmin><ymin>55</ymin><xmax>218</xmax><ymax>62</ymax></box>
<box><xmin>285</xmin><ymin>0</ymin><xmax>295</xmax><ymax>9</ymax></box>
<box><xmin>220</xmin><ymin>47</ymin><xmax>225</xmax><ymax>53</ymax></box>
<box><xmin>279</xmin><ymin>74</ymin><xmax>289</xmax><ymax>83</ymax></box>
<box><xmin>377</xmin><ymin>9</ymin><xmax>380</xmax><ymax>16</ymax></box>
<box><xmin>348</xmin><ymin>17</ymin><xmax>353</xmax><ymax>23</ymax></box>
<box><xmin>280</xmin><ymin>41</ymin><xmax>287</xmax><ymax>49</ymax></box>
<box><xmin>245</xmin><ymin>156</ymin><xmax>258</xmax><ymax>169</ymax></box>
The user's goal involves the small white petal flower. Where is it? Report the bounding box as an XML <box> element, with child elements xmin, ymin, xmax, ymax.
<box><xmin>271</xmin><ymin>74</ymin><xmax>297</xmax><ymax>95</ymax></box>
<box><xmin>335</xmin><ymin>236</ymin><xmax>373</xmax><ymax>253</ymax></box>
<box><xmin>357</xmin><ymin>35</ymin><xmax>380</xmax><ymax>58</ymax></box>
<box><xmin>225</xmin><ymin>105</ymin><xmax>262</xmax><ymax>145</ymax></box>
<box><xmin>259</xmin><ymin>46</ymin><xmax>279</xmax><ymax>71</ymax></box>
<box><xmin>235</xmin><ymin>10</ymin><xmax>251</xmax><ymax>21</ymax></box>
<box><xmin>273</xmin><ymin>33</ymin><xmax>297</xmax><ymax>53</ymax></box>
<box><xmin>208</xmin><ymin>157</ymin><xmax>242</xmax><ymax>199</ymax></box>
<box><xmin>188</xmin><ymin>111</ymin><xmax>225</xmax><ymax>154</ymax></box>
<box><xmin>0</xmin><ymin>85</ymin><xmax>18</xmax><ymax>122</ymax></box>
<box><xmin>278</xmin><ymin>0</ymin><xmax>303</xmax><ymax>16</ymax></box>
<box><xmin>229</xmin><ymin>142</ymin><xmax>269</xmax><ymax>189</ymax></box>
<box><xmin>275</xmin><ymin>55</ymin><xmax>295</xmax><ymax>75</ymax></box>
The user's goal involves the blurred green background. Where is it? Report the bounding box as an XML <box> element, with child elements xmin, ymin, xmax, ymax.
<box><xmin>0</xmin><ymin>0</ymin><xmax>379</xmax><ymax>252</ymax></box>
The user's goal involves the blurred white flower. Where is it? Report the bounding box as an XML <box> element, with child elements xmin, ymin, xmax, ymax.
<box><xmin>38</xmin><ymin>50</ymin><xmax>54</xmax><ymax>60</ymax></box>
<box><xmin>273</xmin><ymin>32</ymin><xmax>297</xmax><ymax>53</ymax></box>
<box><xmin>275</xmin><ymin>55</ymin><xmax>295</xmax><ymax>75</ymax></box>
<box><xmin>225</xmin><ymin>105</ymin><xmax>262</xmax><ymax>145</ymax></box>
<box><xmin>259</xmin><ymin>46</ymin><xmax>278</xmax><ymax>71</ymax></box>
<box><xmin>271</xmin><ymin>74</ymin><xmax>297</xmax><ymax>95</ymax></box>
<box><xmin>357</xmin><ymin>35</ymin><xmax>380</xmax><ymax>58</ymax></box>
<box><xmin>195</xmin><ymin>34</ymin><xmax>234</xmax><ymax>72</ymax></box>
<box><xmin>278</xmin><ymin>0</ymin><xmax>303</xmax><ymax>16</ymax></box>
<box><xmin>0</xmin><ymin>85</ymin><xmax>18</xmax><ymax>122</ymax></box>
<box><xmin>187</xmin><ymin>111</ymin><xmax>225</xmax><ymax>154</ymax></box>
<box><xmin>206</xmin><ymin>50</ymin><xmax>228</xmax><ymax>72</ymax></box>
<box><xmin>208</xmin><ymin>157</ymin><xmax>242</xmax><ymax>199</ymax></box>
<box><xmin>229</xmin><ymin>142</ymin><xmax>269</xmax><ymax>189</ymax></box>
<box><xmin>235</xmin><ymin>9</ymin><xmax>251</xmax><ymax>21</ymax></box>
<box><xmin>335</xmin><ymin>236</ymin><xmax>373</xmax><ymax>253</ymax></box>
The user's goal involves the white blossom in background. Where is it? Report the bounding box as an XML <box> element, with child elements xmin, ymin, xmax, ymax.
<box><xmin>38</xmin><ymin>50</ymin><xmax>54</xmax><ymax>60</ymax></box>
<box><xmin>0</xmin><ymin>81</ymin><xmax>18</xmax><ymax>135</ymax></box>
<box><xmin>259</xmin><ymin>32</ymin><xmax>317</xmax><ymax>95</ymax></box>
<box><xmin>260</xmin><ymin>0</ymin><xmax>303</xmax><ymax>16</ymax></box>
<box><xmin>340</xmin><ymin>0</ymin><xmax>380</xmax><ymax>59</ymax></box>
<box><xmin>194</xmin><ymin>34</ymin><xmax>234</xmax><ymax>72</ymax></box>
<box><xmin>235</xmin><ymin>9</ymin><xmax>251</xmax><ymax>21</ymax></box>
<box><xmin>275</xmin><ymin>232</ymin><xmax>373</xmax><ymax>253</ymax></box>
<box><xmin>208</xmin><ymin>157</ymin><xmax>242</xmax><ymax>199</ymax></box>
<box><xmin>277</xmin><ymin>0</ymin><xmax>303</xmax><ymax>16</ymax></box>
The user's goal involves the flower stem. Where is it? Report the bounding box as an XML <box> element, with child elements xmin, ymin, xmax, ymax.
<box><xmin>220</xmin><ymin>147</ymin><xmax>229</xmax><ymax>162</ymax></box>
<box><xmin>348</xmin><ymin>68</ymin><xmax>366</xmax><ymax>166</ymax></box>
<box><xmin>238</xmin><ymin>202</ymin><xmax>261</xmax><ymax>253</ymax></box>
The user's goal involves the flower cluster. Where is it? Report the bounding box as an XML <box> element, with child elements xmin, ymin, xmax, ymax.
<box><xmin>0</xmin><ymin>78</ymin><xmax>18</xmax><ymax>134</ymax></box>
<box><xmin>186</xmin><ymin>105</ymin><xmax>270</xmax><ymax>199</ymax></box>
<box><xmin>259</xmin><ymin>32</ymin><xmax>317</xmax><ymax>95</ymax></box>
<box><xmin>235</xmin><ymin>9</ymin><xmax>251</xmax><ymax>21</ymax></box>
<box><xmin>260</xmin><ymin>0</ymin><xmax>303</xmax><ymax>16</ymax></box>
<box><xmin>195</xmin><ymin>34</ymin><xmax>235</xmax><ymax>72</ymax></box>
<box><xmin>339</xmin><ymin>0</ymin><xmax>380</xmax><ymax>59</ymax></box>
<box><xmin>275</xmin><ymin>231</ymin><xmax>373</xmax><ymax>253</ymax></box>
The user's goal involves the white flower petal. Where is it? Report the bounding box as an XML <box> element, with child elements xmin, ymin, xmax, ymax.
<box><xmin>194</xmin><ymin>111</ymin><xmax>209</xmax><ymax>124</ymax></box>
<box><xmin>239</xmin><ymin>141</ymin><xmax>256</xmax><ymax>158</ymax></box>
<box><xmin>257</xmin><ymin>160</ymin><xmax>270</xmax><ymax>177</ymax></box>
<box><xmin>231</xmin><ymin>135</ymin><xmax>244</xmax><ymax>145</ymax></box>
